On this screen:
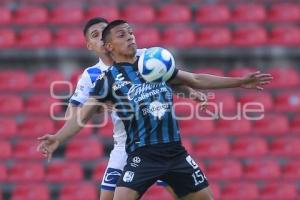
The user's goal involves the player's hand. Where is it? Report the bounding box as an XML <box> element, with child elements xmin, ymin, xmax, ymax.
<box><xmin>36</xmin><ymin>134</ymin><xmax>60</xmax><ymax>162</ymax></box>
<box><xmin>241</xmin><ymin>71</ymin><xmax>273</xmax><ymax>90</ymax></box>
<box><xmin>191</xmin><ymin>91</ymin><xmax>207</xmax><ymax>110</ymax></box>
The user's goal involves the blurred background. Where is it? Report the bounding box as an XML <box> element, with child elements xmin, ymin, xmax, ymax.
<box><xmin>0</xmin><ymin>0</ymin><xmax>300</xmax><ymax>199</ymax></box>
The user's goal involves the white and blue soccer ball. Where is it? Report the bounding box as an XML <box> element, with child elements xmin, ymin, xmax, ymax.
<box><xmin>138</xmin><ymin>47</ymin><xmax>175</xmax><ymax>82</ymax></box>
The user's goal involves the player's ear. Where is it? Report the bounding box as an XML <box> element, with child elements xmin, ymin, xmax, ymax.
<box><xmin>104</xmin><ymin>42</ymin><xmax>113</xmax><ymax>52</ymax></box>
<box><xmin>86</xmin><ymin>41</ymin><xmax>93</xmax><ymax>51</ymax></box>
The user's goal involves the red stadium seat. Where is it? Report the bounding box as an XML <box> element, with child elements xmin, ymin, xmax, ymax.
<box><xmin>253</xmin><ymin>114</ymin><xmax>289</xmax><ymax>135</ymax></box>
<box><xmin>194</xmin><ymin>138</ymin><xmax>230</xmax><ymax>158</ymax></box>
<box><xmin>25</xmin><ymin>95</ymin><xmax>61</xmax><ymax>116</ymax></box>
<box><xmin>92</xmin><ymin>160</ymin><xmax>108</xmax><ymax>181</ymax></box>
<box><xmin>290</xmin><ymin>115</ymin><xmax>300</xmax><ymax>133</ymax></box>
<box><xmin>244</xmin><ymin>160</ymin><xmax>280</xmax><ymax>180</ymax></box>
<box><xmin>55</xmin><ymin>120</ymin><xmax>93</xmax><ymax>138</ymax></box>
<box><xmin>173</xmin><ymin>96</ymin><xmax>198</xmax><ymax>116</ymax></box>
<box><xmin>270</xmin><ymin>138</ymin><xmax>300</xmax><ymax>157</ymax></box>
<box><xmin>50</xmin><ymin>7</ymin><xmax>84</xmax><ymax>25</ymax></box>
<box><xmin>222</xmin><ymin>182</ymin><xmax>259</xmax><ymax>200</ymax></box>
<box><xmin>157</xmin><ymin>4</ymin><xmax>192</xmax><ymax>23</ymax></box>
<box><xmin>13</xmin><ymin>6</ymin><xmax>48</xmax><ymax>25</ymax></box>
<box><xmin>0</xmin><ymin>70</ymin><xmax>30</xmax><ymax>92</ymax></box>
<box><xmin>59</xmin><ymin>183</ymin><xmax>97</xmax><ymax>200</ymax></box>
<box><xmin>206</xmin><ymin>91</ymin><xmax>236</xmax><ymax>113</ymax></box>
<box><xmin>193</xmin><ymin>67</ymin><xmax>225</xmax><ymax>77</ymax></box>
<box><xmin>0</xmin><ymin>164</ymin><xmax>7</xmax><ymax>182</ymax></box>
<box><xmin>18</xmin><ymin>117</ymin><xmax>55</xmax><ymax>138</ymax></box>
<box><xmin>142</xmin><ymin>185</ymin><xmax>174</xmax><ymax>200</ymax></box>
<box><xmin>13</xmin><ymin>140</ymin><xmax>44</xmax><ymax>160</ymax></box>
<box><xmin>98</xmin><ymin>118</ymin><xmax>114</xmax><ymax>138</ymax></box>
<box><xmin>18</xmin><ymin>28</ymin><xmax>52</xmax><ymax>48</ymax></box>
<box><xmin>206</xmin><ymin>160</ymin><xmax>242</xmax><ymax>180</ymax></box>
<box><xmin>162</xmin><ymin>26</ymin><xmax>196</xmax><ymax>48</ymax></box>
<box><xmin>267</xmin><ymin>67</ymin><xmax>300</xmax><ymax>89</ymax></box>
<box><xmin>197</xmin><ymin>27</ymin><xmax>231</xmax><ymax>47</ymax></box>
<box><xmin>31</xmin><ymin>69</ymin><xmax>65</xmax><ymax>92</ymax></box>
<box><xmin>65</xmin><ymin>140</ymin><xmax>103</xmax><ymax>160</ymax></box>
<box><xmin>70</xmin><ymin>68</ymin><xmax>84</xmax><ymax>88</ymax></box>
<box><xmin>0</xmin><ymin>141</ymin><xmax>12</xmax><ymax>160</ymax></box>
<box><xmin>0</xmin><ymin>95</ymin><xmax>23</xmax><ymax>115</ymax></box>
<box><xmin>274</xmin><ymin>92</ymin><xmax>300</xmax><ymax>112</ymax></box>
<box><xmin>9</xmin><ymin>163</ymin><xmax>45</xmax><ymax>182</ymax></box>
<box><xmin>282</xmin><ymin>161</ymin><xmax>300</xmax><ymax>180</ymax></box>
<box><xmin>0</xmin><ymin>7</ymin><xmax>11</xmax><ymax>24</ymax></box>
<box><xmin>209</xmin><ymin>183</ymin><xmax>221</xmax><ymax>200</ymax></box>
<box><xmin>233</xmin><ymin>26</ymin><xmax>267</xmax><ymax>47</ymax></box>
<box><xmin>46</xmin><ymin>161</ymin><xmax>83</xmax><ymax>182</ymax></box>
<box><xmin>0</xmin><ymin>29</ymin><xmax>15</xmax><ymax>48</ymax></box>
<box><xmin>179</xmin><ymin>118</ymin><xmax>215</xmax><ymax>136</ymax></box>
<box><xmin>232</xmin><ymin>4</ymin><xmax>266</xmax><ymax>23</ymax></box>
<box><xmin>231</xmin><ymin>138</ymin><xmax>267</xmax><ymax>157</ymax></box>
<box><xmin>86</xmin><ymin>6</ymin><xmax>119</xmax><ymax>21</ymax></box>
<box><xmin>215</xmin><ymin>118</ymin><xmax>252</xmax><ymax>135</ymax></box>
<box><xmin>260</xmin><ymin>183</ymin><xmax>297</xmax><ymax>200</ymax></box>
<box><xmin>270</xmin><ymin>26</ymin><xmax>300</xmax><ymax>46</ymax></box>
<box><xmin>122</xmin><ymin>5</ymin><xmax>154</xmax><ymax>24</ymax></box>
<box><xmin>239</xmin><ymin>91</ymin><xmax>273</xmax><ymax>112</ymax></box>
<box><xmin>0</xmin><ymin>118</ymin><xmax>16</xmax><ymax>138</ymax></box>
<box><xmin>54</xmin><ymin>28</ymin><xmax>85</xmax><ymax>48</ymax></box>
<box><xmin>134</xmin><ymin>27</ymin><xmax>160</xmax><ymax>47</ymax></box>
<box><xmin>196</xmin><ymin>5</ymin><xmax>230</xmax><ymax>24</ymax></box>
<box><xmin>227</xmin><ymin>67</ymin><xmax>258</xmax><ymax>77</ymax></box>
<box><xmin>268</xmin><ymin>3</ymin><xmax>300</xmax><ymax>22</ymax></box>
<box><xmin>12</xmin><ymin>184</ymin><xmax>49</xmax><ymax>200</ymax></box>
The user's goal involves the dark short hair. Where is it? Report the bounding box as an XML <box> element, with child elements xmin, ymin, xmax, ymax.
<box><xmin>101</xmin><ymin>19</ymin><xmax>128</xmax><ymax>43</ymax></box>
<box><xmin>83</xmin><ymin>17</ymin><xmax>109</xmax><ymax>36</ymax></box>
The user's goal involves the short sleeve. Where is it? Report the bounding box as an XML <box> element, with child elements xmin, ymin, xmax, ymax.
<box><xmin>166</xmin><ymin>68</ymin><xmax>179</xmax><ymax>83</ymax></box>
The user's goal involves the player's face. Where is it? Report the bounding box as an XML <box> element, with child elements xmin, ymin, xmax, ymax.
<box><xmin>86</xmin><ymin>22</ymin><xmax>108</xmax><ymax>55</ymax></box>
<box><xmin>109</xmin><ymin>23</ymin><xmax>137</xmax><ymax>57</ymax></box>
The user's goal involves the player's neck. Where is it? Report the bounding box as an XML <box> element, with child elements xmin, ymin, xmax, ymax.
<box><xmin>112</xmin><ymin>54</ymin><xmax>136</xmax><ymax>64</ymax></box>
<box><xmin>99</xmin><ymin>53</ymin><xmax>114</xmax><ymax>66</ymax></box>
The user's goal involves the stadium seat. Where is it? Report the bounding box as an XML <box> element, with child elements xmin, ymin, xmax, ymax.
<box><xmin>194</xmin><ymin>138</ymin><xmax>230</xmax><ymax>158</ymax></box>
<box><xmin>46</xmin><ymin>161</ymin><xmax>83</xmax><ymax>182</ymax></box>
<box><xmin>86</xmin><ymin>6</ymin><xmax>119</xmax><ymax>21</ymax></box>
<box><xmin>196</xmin><ymin>5</ymin><xmax>230</xmax><ymax>24</ymax></box>
<box><xmin>227</xmin><ymin>67</ymin><xmax>258</xmax><ymax>77</ymax></box>
<box><xmin>206</xmin><ymin>160</ymin><xmax>242</xmax><ymax>180</ymax></box>
<box><xmin>162</xmin><ymin>26</ymin><xmax>196</xmax><ymax>48</ymax></box>
<box><xmin>18</xmin><ymin>117</ymin><xmax>55</xmax><ymax>138</ymax></box>
<box><xmin>173</xmin><ymin>96</ymin><xmax>198</xmax><ymax>116</ymax></box>
<box><xmin>0</xmin><ymin>95</ymin><xmax>23</xmax><ymax>115</ymax></box>
<box><xmin>238</xmin><ymin>91</ymin><xmax>273</xmax><ymax>112</ymax></box>
<box><xmin>0</xmin><ymin>29</ymin><xmax>15</xmax><ymax>48</ymax></box>
<box><xmin>157</xmin><ymin>4</ymin><xmax>192</xmax><ymax>23</ymax></box>
<box><xmin>232</xmin><ymin>4</ymin><xmax>266</xmax><ymax>23</ymax></box>
<box><xmin>54</xmin><ymin>28</ymin><xmax>85</xmax><ymax>48</ymax></box>
<box><xmin>260</xmin><ymin>183</ymin><xmax>297</xmax><ymax>200</ymax></box>
<box><xmin>231</xmin><ymin>138</ymin><xmax>267</xmax><ymax>157</ymax></box>
<box><xmin>270</xmin><ymin>138</ymin><xmax>300</xmax><ymax>157</ymax></box>
<box><xmin>267</xmin><ymin>67</ymin><xmax>300</xmax><ymax>89</ymax></box>
<box><xmin>209</xmin><ymin>183</ymin><xmax>221</xmax><ymax>200</ymax></box>
<box><xmin>9</xmin><ymin>163</ymin><xmax>45</xmax><ymax>182</ymax></box>
<box><xmin>50</xmin><ymin>6</ymin><xmax>84</xmax><ymax>25</ymax></box>
<box><xmin>270</xmin><ymin>26</ymin><xmax>300</xmax><ymax>46</ymax></box>
<box><xmin>222</xmin><ymin>182</ymin><xmax>259</xmax><ymax>200</ymax></box>
<box><xmin>92</xmin><ymin>160</ymin><xmax>108</xmax><ymax>181</ymax></box>
<box><xmin>232</xmin><ymin>26</ymin><xmax>267</xmax><ymax>47</ymax></box>
<box><xmin>122</xmin><ymin>5</ymin><xmax>154</xmax><ymax>24</ymax></box>
<box><xmin>0</xmin><ymin>164</ymin><xmax>7</xmax><ymax>182</ymax></box>
<box><xmin>142</xmin><ymin>185</ymin><xmax>174</xmax><ymax>200</ymax></box>
<box><xmin>253</xmin><ymin>114</ymin><xmax>289</xmax><ymax>135</ymax></box>
<box><xmin>282</xmin><ymin>161</ymin><xmax>300</xmax><ymax>180</ymax></box>
<box><xmin>244</xmin><ymin>160</ymin><xmax>280</xmax><ymax>180</ymax></box>
<box><xmin>13</xmin><ymin>140</ymin><xmax>44</xmax><ymax>160</ymax></box>
<box><xmin>178</xmin><ymin>118</ymin><xmax>215</xmax><ymax>136</ymax></box>
<box><xmin>205</xmin><ymin>91</ymin><xmax>236</xmax><ymax>113</ymax></box>
<box><xmin>18</xmin><ymin>28</ymin><xmax>52</xmax><ymax>48</ymax></box>
<box><xmin>55</xmin><ymin>120</ymin><xmax>93</xmax><ymax>138</ymax></box>
<box><xmin>98</xmin><ymin>118</ymin><xmax>114</xmax><ymax>138</ymax></box>
<box><xmin>0</xmin><ymin>141</ymin><xmax>12</xmax><ymax>160</ymax></box>
<box><xmin>268</xmin><ymin>3</ymin><xmax>300</xmax><ymax>22</ymax></box>
<box><xmin>197</xmin><ymin>27</ymin><xmax>231</xmax><ymax>47</ymax></box>
<box><xmin>215</xmin><ymin>118</ymin><xmax>252</xmax><ymax>135</ymax></box>
<box><xmin>193</xmin><ymin>67</ymin><xmax>225</xmax><ymax>77</ymax></box>
<box><xmin>70</xmin><ymin>68</ymin><xmax>84</xmax><ymax>88</ymax></box>
<box><xmin>274</xmin><ymin>92</ymin><xmax>300</xmax><ymax>112</ymax></box>
<box><xmin>0</xmin><ymin>70</ymin><xmax>30</xmax><ymax>92</ymax></box>
<box><xmin>0</xmin><ymin>118</ymin><xmax>16</xmax><ymax>138</ymax></box>
<box><xmin>134</xmin><ymin>27</ymin><xmax>160</xmax><ymax>47</ymax></box>
<box><xmin>13</xmin><ymin>6</ymin><xmax>48</xmax><ymax>25</ymax></box>
<box><xmin>59</xmin><ymin>183</ymin><xmax>97</xmax><ymax>200</ymax></box>
<box><xmin>181</xmin><ymin>138</ymin><xmax>193</xmax><ymax>155</ymax></box>
<box><xmin>11</xmin><ymin>184</ymin><xmax>49</xmax><ymax>200</ymax></box>
<box><xmin>0</xmin><ymin>7</ymin><xmax>11</xmax><ymax>24</ymax></box>
<box><xmin>25</xmin><ymin>95</ymin><xmax>61</xmax><ymax>116</ymax></box>
<box><xmin>31</xmin><ymin>69</ymin><xmax>65</xmax><ymax>92</ymax></box>
<box><xmin>290</xmin><ymin>115</ymin><xmax>300</xmax><ymax>133</ymax></box>
<box><xmin>65</xmin><ymin>140</ymin><xmax>103</xmax><ymax>160</ymax></box>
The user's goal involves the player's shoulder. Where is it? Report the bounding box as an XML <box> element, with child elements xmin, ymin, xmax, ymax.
<box><xmin>82</xmin><ymin>61</ymin><xmax>109</xmax><ymax>83</ymax></box>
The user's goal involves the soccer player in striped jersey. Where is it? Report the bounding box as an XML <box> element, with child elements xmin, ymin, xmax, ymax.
<box><xmin>37</xmin><ymin>17</ymin><xmax>206</xmax><ymax>200</ymax></box>
<box><xmin>82</xmin><ymin>20</ymin><xmax>272</xmax><ymax>200</ymax></box>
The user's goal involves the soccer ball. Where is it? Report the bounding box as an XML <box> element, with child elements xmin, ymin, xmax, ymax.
<box><xmin>138</xmin><ymin>47</ymin><xmax>175</xmax><ymax>82</ymax></box>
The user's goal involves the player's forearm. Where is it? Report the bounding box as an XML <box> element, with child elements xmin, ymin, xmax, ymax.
<box><xmin>191</xmin><ymin>74</ymin><xmax>245</xmax><ymax>89</ymax></box>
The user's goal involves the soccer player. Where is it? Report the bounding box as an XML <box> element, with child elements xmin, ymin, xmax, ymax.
<box><xmin>79</xmin><ymin>20</ymin><xmax>272</xmax><ymax>200</ymax></box>
<box><xmin>37</xmin><ymin>17</ymin><xmax>206</xmax><ymax>200</ymax></box>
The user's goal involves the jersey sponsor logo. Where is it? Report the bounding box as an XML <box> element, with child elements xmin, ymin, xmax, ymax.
<box><xmin>132</xmin><ymin>156</ymin><xmax>141</xmax><ymax>164</ymax></box>
<box><xmin>116</xmin><ymin>73</ymin><xmax>125</xmax><ymax>81</ymax></box>
<box><xmin>112</xmin><ymin>81</ymin><xmax>131</xmax><ymax>91</ymax></box>
<box><xmin>186</xmin><ymin>155</ymin><xmax>199</xmax><ymax>169</ymax></box>
<box><xmin>103</xmin><ymin>168</ymin><xmax>122</xmax><ymax>184</ymax></box>
<box><xmin>123</xmin><ymin>171</ymin><xmax>135</xmax><ymax>183</ymax></box>
<box><xmin>92</xmin><ymin>73</ymin><xmax>106</xmax><ymax>87</ymax></box>
<box><xmin>142</xmin><ymin>101</ymin><xmax>169</xmax><ymax>119</ymax></box>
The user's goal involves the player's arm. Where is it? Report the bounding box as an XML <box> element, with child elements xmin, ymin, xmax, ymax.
<box><xmin>170</xmin><ymin>70</ymin><xmax>273</xmax><ymax>90</ymax></box>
